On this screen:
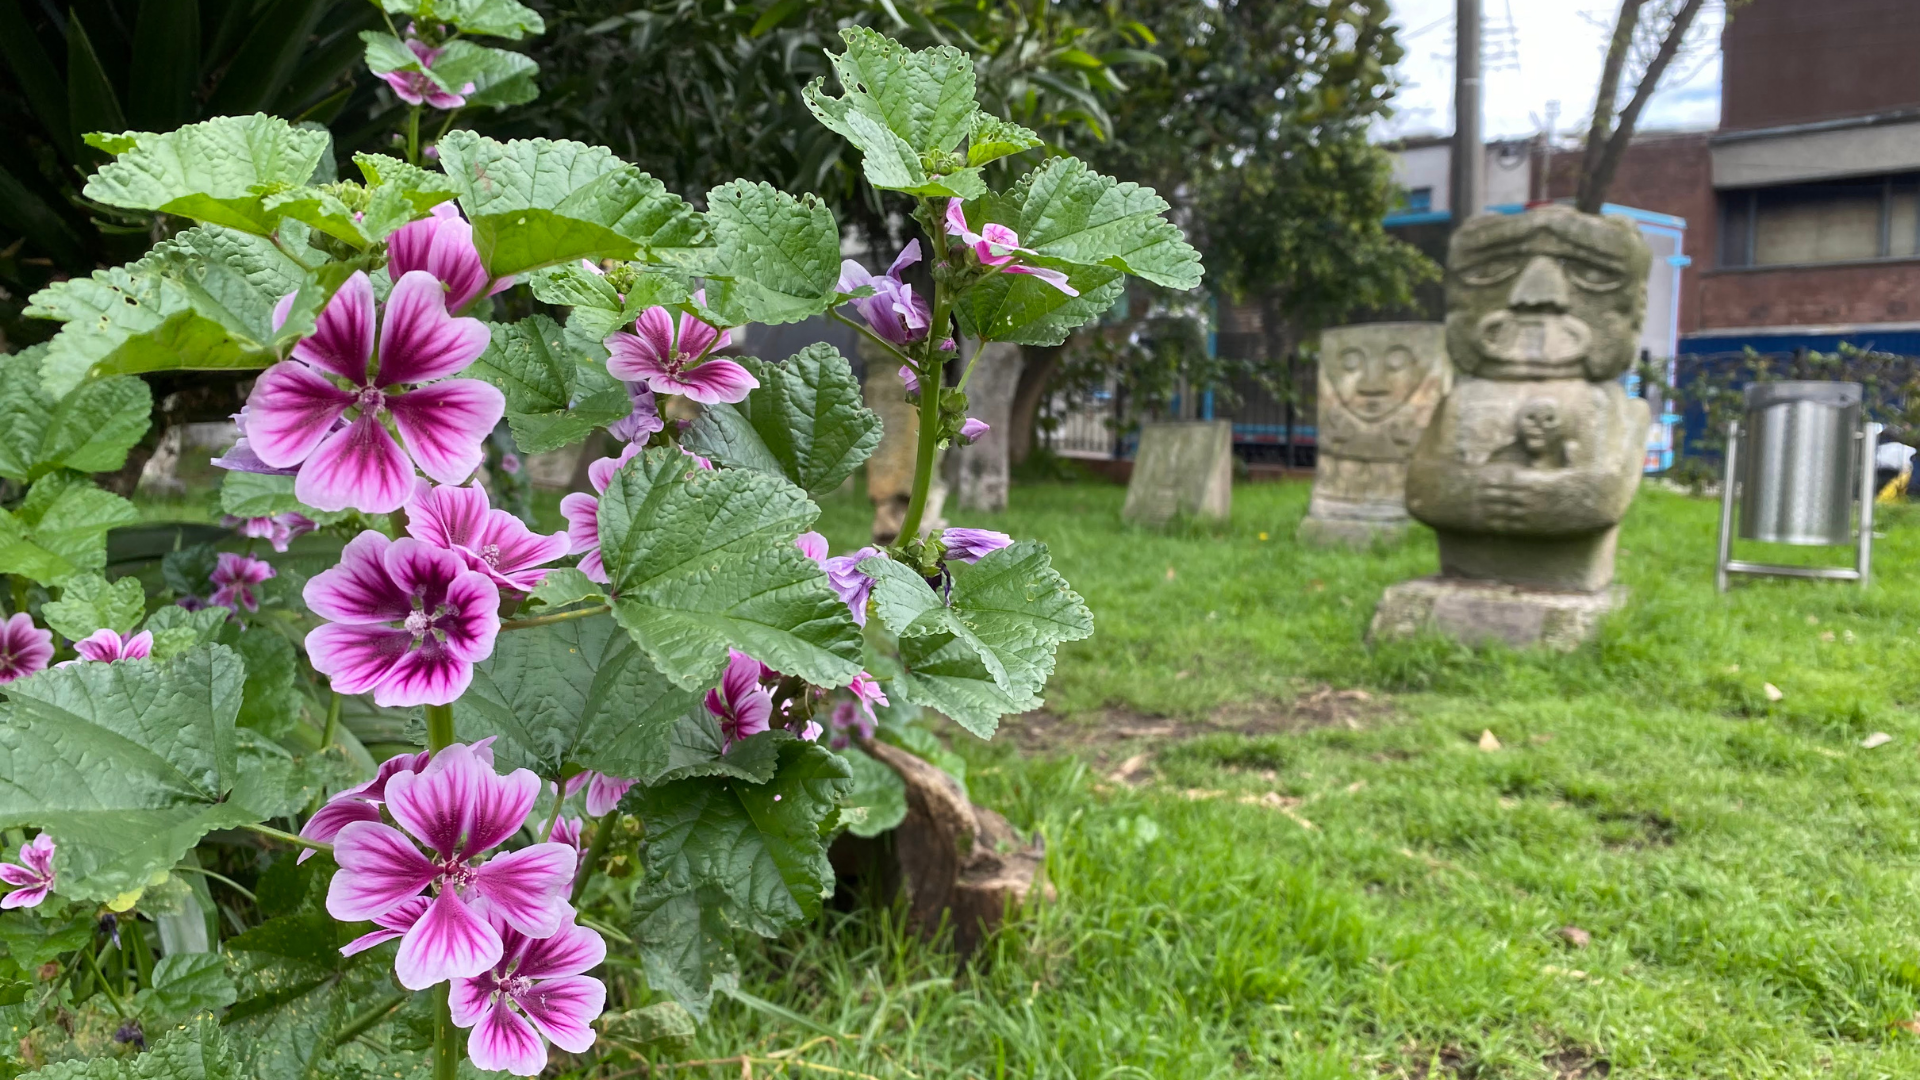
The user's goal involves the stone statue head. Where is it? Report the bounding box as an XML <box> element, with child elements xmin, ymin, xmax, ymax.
<box><xmin>1330</xmin><ymin>341</ymin><xmax>1423</xmax><ymax>422</ymax></box>
<box><xmin>1444</xmin><ymin>206</ymin><xmax>1651</xmax><ymax>382</ymax></box>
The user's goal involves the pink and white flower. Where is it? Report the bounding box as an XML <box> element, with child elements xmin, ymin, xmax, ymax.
<box><xmin>941</xmin><ymin>528</ymin><xmax>1013</xmax><ymax>564</ymax></box>
<box><xmin>387</xmin><ymin>203</ymin><xmax>512</xmax><ymax>315</ymax></box>
<box><xmin>848</xmin><ymin>671</ymin><xmax>889</xmax><ymax>726</ymax></box>
<box><xmin>898</xmin><ymin>365</ymin><xmax>920</xmax><ymax>396</ymax></box>
<box><xmin>794</xmin><ymin>532</ymin><xmax>829</xmax><ymax>564</ymax></box>
<box><xmin>604</xmin><ymin>293</ymin><xmax>757</xmax><ymax>405</ymax></box>
<box><xmin>0</xmin><ymin>834</ymin><xmax>54</xmax><ymax>909</ymax></box>
<box><xmin>304</xmin><ymin>531</ymin><xmax>501</xmax><ymax>707</ymax></box>
<box><xmin>557</xmin><ymin>444</ymin><xmax>641</xmax><ymax>585</ymax></box>
<box><xmin>563</xmin><ymin>772</ymin><xmax>634</xmax><ymax>818</ymax></box>
<box><xmin>378</xmin><ymin>39</ymin><xmax>475</xmax><ymax>110</ymax></box>
<box><xmin>247</xmin><ymin>270</ymin><xmax>505</xmax><ymax>514</ymax></box>
<box><xmin>71</xmin><ymin>629</ymin><xmax>153</xmax><ymax>663</ymax></box>
<box><xmin>704</xmin><ymin>649</ymin><xmax>772</xmax><ymax>747</ymax></box>
<box><xmin>340</xmin><ymin>893</ymin><xmax>430</xmax><ymax>956</ymax></box>
<box><xmin>212</xmin><ymin>407</ymin><xmax>303</xmax><ymax>476</ymax></box>
<box><xmin>210</xmin><ymin>552</ymin><xmax>275</xmax><ymax>612</ymax></box>
<box><xmin>325</xmin><ymin>743</ymin><xmax>575</xmax><ymax>990</ymax></box>
<box><xmin>547</xmin><ymin>816</ymin><xmax>585</xmax><ymax>871</ymax></box>
<box><xmin>298</xmin><ymin>746</ymin><xmax>442</xmax><ymax>862</ymax></box>
<box><xmin>450</xmin><ymin>910</ymin><xmax>606</xmax><ymax>1075</ymax></box>
<box><xmin>838</xmin><ymin>241</ymin><xmax>930</xmax><ymax>347</ymax></box>
<box><xmin>406</xmin><ymin>481</ymin><xmax>569</xmax><ymax>593</ymax></box>
<box><xmin>224</xmin><ymin>512</ymin><xmax>315</xmax><ymax>552</ymax></box>
<box><xmin>827</xmin><ymin>700</ymin><xmax>871</xmax><ymax>749</ymax></box>
<box><xmin>607</xmin><ymin>381</ymin><xmax>664</xmax><ymax>444</ymax></box>
<box><xmin>0</xmin><ymin>614</ymin><xmax>53</xmax><ymax>683</ymax></box>
<box><xmin>944</xmin><ymin>199</ymin><xmax>1078</xmax><ymax>296</ymax></box>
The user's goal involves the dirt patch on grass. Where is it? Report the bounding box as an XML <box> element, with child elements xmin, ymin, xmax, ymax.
<box><xmin>1003</xmin><ymin>683</ymin><xmax>1395</xmax><ymax>755</ymax></box>
<box><xmin>1542</xmin><ymin>1048</ymin><xmax>1611</xmax><ymax>1079</ymax></box>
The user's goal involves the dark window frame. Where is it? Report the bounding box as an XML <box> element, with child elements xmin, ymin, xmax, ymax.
<box><xmin>1718</xmin><ymin>171</ymin><xmax>1920</xmax><ymax>268</ymax></box>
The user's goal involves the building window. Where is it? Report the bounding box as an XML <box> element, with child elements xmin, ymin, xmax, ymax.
<box><xmin>1721</xmin><ymin>174</ymin><xmax>1920</xmax><ymax>267</ymax></box>
<box><xmin>1402</xmin><ymin>187</ymin><xmax>1433</xmax><ymax>213</ymax></box>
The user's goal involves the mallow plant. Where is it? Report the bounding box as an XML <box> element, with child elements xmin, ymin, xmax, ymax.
<box><xmin>0</xmin><ymin>25</ymin><xmax>1200</xmax><ymax>1079</ymax></box>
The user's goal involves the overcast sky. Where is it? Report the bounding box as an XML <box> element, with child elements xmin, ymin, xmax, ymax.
<box><xmin>1379</xmin><ymin>0</ymin><xmax>1726</xmax><ymax>142</ymax></box>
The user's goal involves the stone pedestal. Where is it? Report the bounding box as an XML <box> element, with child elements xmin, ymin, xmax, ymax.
<box><xmin>1122</xmin><ymin>420</ymin><xmax>1233</xmax><ymax>525</ymax></box>
<box><xmin>1299</xmin><ymin>322</ymin><xmax>1449</xmax><ymax>548</ymax></box>
<box><xmin>1370</xmin><ymin>577</ymin><xmax>1624</xmax><ymax>652</ymax></box>
<box><xmin>951</xmin><ymin>342</ymin><xmax>1020</xmax><ymax>513</ymax></box>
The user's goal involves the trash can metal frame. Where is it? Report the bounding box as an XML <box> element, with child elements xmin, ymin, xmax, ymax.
<box><xmin>1715</xmin><ymin>417</ymin><xmax>1879</xmax><ymax>592</ymax></box>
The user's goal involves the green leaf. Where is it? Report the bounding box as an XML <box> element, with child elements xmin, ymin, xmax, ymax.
<box><xmin>633</xmin><ymin>738</ymin><xmax>853</xmax><ymax>936</ymax></box>
<box><xmin>525</xmin><ymin>567</ymin><xmax>604</xmax><ymax>610</ymax></box>
<box><xmin>435</xmin><ymin>42</ymin><xmax>540</xmax><ymax>109</ymax></box>
<box><xmin>0</xmin><ymin>911</ymin><xmax>92</xmax><ymax>970</ymax></box>
<box><xmin>0</xmin><ymin>348</ymin><xmax>153</xmax><ymax>481</ymax></box>
<box><xmin>19</xmin><ymin>1016</ymin><xmax>242</xmax><ymax>1079</ymax></box>
<box><xmin>220</xmin><ymin>626</ymin><xmax>303</xmax><ymax>737</ymax></box>
<box><xmin>950</xmin><ymin>258</ymin><xmax>1124</xmax><ymax>346</ymax></box>
<box><xmin>25</xmin><ymin>225</ymin><xmax>320</xmax><ymax>397</ymax></box>
<box><xmin>527</xmin><ymin>260</ymin><xmax>684</xmax><ymax>359</ymax></box>
<box><xmin>435</xmin><ymin>131</ymin><xmax>708</xmax><ymax>279</ymax></box>
<box><xmin>967</xmin><ymin>111</ymin><xmax>1042</xmax><ymax>167</ymax></box>
<box><xmin>144</xmin><ymin>606</ymin><xmax>229</xmax><ymax>661</ymax></box>
<box><xmin>629</xmin><ymin>885</ymin><xmax>737</xmax><ymax>1022</ymax></box>
<box><xmin>451</xmin><ymin>614</ymin><xmax>699</xmax><ymax>782</ymax></box>
<box><xmin>217</xmin><ymin>472</ymin><xmax>348</xmax><ymax>526</ymax></box>
<box><xmin>648</xmin><ymin>718</ymin><xmax>784</xmax><ymax>786</ymax></box>
<box><xmin>701</xmin><ymin>181</ymin><xmax>842</xmax><ymax>327</ymax></box>
<box><xmin>0</xmin><ymin>473</ymin><xmax>140</xmax><ymax>583</ymax></box>
<box><xmin>809</xmin><ymin>27</ymin><xmax>975</xmax><ymax>156</ymax></box>
<box><xmin>225</xmin><ymin>914</ymin><xmax>392</xmax><ymax>1080</ymax></box>
<box><xmin>840</xmin><ymin>747</ymin><xmax>907</xmax><ymax>838</ymax></box>
<box><xmin>41</xmin><ymin>573</ymin><xmax>146</xmax><ymax>640</ymax></box>
<box><xmin>231</xmin><ymin>733</ymin><xmax>355</xmax><ymax>820</ymax></box>
<box><xmin>983</xmin><ymin>157</ymin><xmax>1204</xmax><ymax>290</ymax></box>
<box><xmin>597</xmin><ymin>447</ymin><xmax>862</xmax><ymax>691</ymax></box>
<box><xmin>683</xmin><ymin>345</ymin><xmax>882</xmax><ymax>497</ymax></box>
<box><xmin>142</xmin><ymin>953</ymin><xmax>238</xmax><ymax>1021</ymax></box>
<box><xmin>0</xmin><ymin>644</ymin><xmax>257</xmax><ymax>903</ymax></box>
<box><xmin>353</xmin><ymin>153</ymin><xmax>460</xmax><ymax>213</ymax></box>
<box><xmin>468</xmin><ymin>316</ymin><xmax>630</xmax><ymax>453</ymax></box>
<box><xmin>598</xmin><ymin>1002</ymin><xmax>697</xmax><ymax>1056</ymax></box>
<box><xmin>80</xmin><ymin>114</ymin><xmax>332</xmax><ymax>234</ymax></box>
<box><xmin>161</xmin><ymin>543</ymin><xmax>221</xmax><ymax>597</ymax></box>
<box><xmin>381</xmin><ymin>0</ymin><xmax>546</xmax><ymax>38</ymax></box>
<box><xmin>892</xmin><ymin>632</ymin><xmax>1040</xmax><ymax>739</ymax></box>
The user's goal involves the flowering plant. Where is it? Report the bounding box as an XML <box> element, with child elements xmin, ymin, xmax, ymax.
<box><xmin>0</xmin><ymin>25</ymin><xmax>1197</xmax><ymax>1079</ymax></box>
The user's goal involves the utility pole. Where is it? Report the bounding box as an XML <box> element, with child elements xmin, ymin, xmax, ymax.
<box><xmin>1453</xmin><ymin>0</ymin><xmax>1484</xmax><ymax>225</ymax></box>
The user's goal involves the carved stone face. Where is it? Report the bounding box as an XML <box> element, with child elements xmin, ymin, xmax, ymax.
<box><xmin>1445</xmin><ymin>206</ymin><xmax>1651</xmax><ymax>381</ymax></box>
<box><xmin>1331</xmin><ymin>343</ymin><xmax>1422</xmax><ymax>422</ymax></box>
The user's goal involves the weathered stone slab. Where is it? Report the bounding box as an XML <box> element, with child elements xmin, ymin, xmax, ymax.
<box><xmin>1300</xmin><ymin>322</ymin><xmax>1449</xmax><ymax>548</ymax></box>
<box><xmin>952</xmin><ymin>342</ymin><xmax>1020</xmax><ymax>513</ymax></box>
<box><xmin>1122</xmin><ymin>420</ymin><xmax>1233</xmax><ymax>525</ymax></box>
<box><xmin>1370</xmin><ymin>576</ymin><xmax>1624</xmax><ymax>652</ymax></box>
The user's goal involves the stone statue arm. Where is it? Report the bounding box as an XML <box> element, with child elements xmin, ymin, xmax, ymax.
<box><xmin>1407</xmin><ymin>396</ymin><xmax>1649</xmax><ymax>536</ymax></box>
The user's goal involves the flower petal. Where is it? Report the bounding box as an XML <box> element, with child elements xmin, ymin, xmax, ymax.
<box><xmin>371</xmin><ymin>641</ymin><xmax>473</xmax><ymax>707</ymax></box>
<box><xmin>395</xmin><ymin>889</ymin><xmax>502</xmax><ymax>990</ymax></box>
<box><xmin>886</xmin><ymin>238</ymin><xmax>923</xmax><ymax>279</ymax></box>
<box><xmin>0</xmin><ymin>885</ymin><xmax>50</xmax><ymax>909</ymax></box>
<box><xmin>604</xmin><ymin>309</ymin><xmax>674</xmax><ymax>382</ymax></box>
<box><xmin>375</xmin><ymin>271</ymin><xmax>492</xmax><ymax>387</ymax></box>
<box><xmin>513</xmin><ymin>914</ymin><xmax>607</xmax><ymax>980</ymax></box>
<box><xmin>305</xmin><ymin>531</ymin><xmax>411</xmax><ymax>623</ymax></box>
<box><xmin>517</xmin><ymin>974</ymin><xmax>605</xmax><ymax>1054</ymax></box>
<box><xmin>382</xmin><ymin>536</ymin><xmax>465</xmax><ymax>613</ymax></box>
<box><xmin>387</xmin><ymin>379</ymin><xmax>506</xmax><ymax>486</ymax></box>
<box><xmin>661</xmin><ymin>357</ymin><xmax>758</xmax><ymax>405</ymax></box>
<box><xmin>1004</xmin><ymin>264</ymin><xmax>1079</xmax><ymax>296</ymax></box>
<box><xmin>465</xmin><ymin>994</ymin><xmax>546</xmax><ymax>1075</ymax></box>
<box><xmin>406</xmin><ymin>481</ymin><xmax>491</xmax><ymax>550</ymax></box>
<box><xmin>245</xmin><ymin>362</ymin><xmax>355</xmax><ymax>469</ymax></box>
<box><xmin>388</xmin><ymin>204</ymin><xmax>492</xmax><ymax>314</ymax></box>
<box><xmin>794</xmin><ymin>532</ymin><xmax>828</xmax><ymax>564</ymax></box>
<box><xmin>448</xmin><ymin>973</ymin><xmax>494</xmax><ymax>1027</ymax></box>
<box><xmin>559</xmin><ymin>493</ymin><xmax>599</xmax><ymax>556</ymax></box>
<box><xmin>586</xmin><ymin>443</ymin><xmax>642</xmax><ymax>494</ymax></box>
<box><xmin>469</xmin><ymin>842</ymin><xmax>576</xmax><ymax>939</ymax></box>
<box><xmin>306</xmin><ymin>623</ymin><xmax>414</xmax><ymax>697</ymax></box>
<box><xmin>387</xmin><ymin>744</ymin><xmax>538</xmax><ymax>858</ymax></box>
<box><xmin>295</xmin><ymin>797</ymin><xmax>382</xmax><ymax>864</ymax></box>
<box><xmin>466</xmin><ymin>515</ymin><xmax>571</xmax><ymax>592</ymax></box>
<box><xmin>324</xmin><ymin>821</ymin><xmax>437</xmax><ymax>922</ymax></box>
<box><xmin>674</xmin><ymin>311</ymin><xmax>721</xmax><ymax>360</ymax></box>
<box><xmin>340</xmin><ymin>926</ymin><xmax>406</xmax><ymax>957</ymax></box>
<box><xmin>439</xmin><ymin>571</ymin><xmax>501</xmax><ymax>663</ymax></box>
<box><xmin>583</xmin><ymin>774</ymin><xmax>633</xmax><ymax>818</ymax></box>
<box><xmin>296</xmin><ymin>412</ymin><xmax>416</xmax><ymax>514</ymax></box>
<box><xmin>837</xmin><ymin>259</ymin><xmax>875</xmax><ymax>294</ymax></box>
<box><xmin>292</xmin><ymin>272</ymin><xmax>375</xmax><ymax>383</ymax></box>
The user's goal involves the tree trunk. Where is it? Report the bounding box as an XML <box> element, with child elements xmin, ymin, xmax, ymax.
<box><xmin>1578</xmin><ymin>0</ymin><xmax>1708</xmax><ymax>213</ymax></box>
<box><xmin>953</xmin><ymin>342</ymin><xmax>1021</xmax><ymax>512</ymax></box>
<box><xmin>1577</xmin><ymin>0</ymin><xmax>1646</xmax><ymax>212</ymax></box>
<box><xmin>1007</xmin><ymin>344</ymin><xmax>1062</xmax><ymax>466</ymax></box>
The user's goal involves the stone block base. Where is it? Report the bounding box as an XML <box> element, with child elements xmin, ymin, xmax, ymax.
<box><xmin>1369</xmin><ymin>577</ymin><xmax>1624</xmax><ymax>652</ymax></box>
<box><xmin>1297</xmin><ymin>515</ymin><xmax>1408</xmax><ymax>549</ymax></box>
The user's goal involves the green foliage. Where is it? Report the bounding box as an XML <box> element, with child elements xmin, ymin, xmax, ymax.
<box><xmin>0</xmin><ymin>645</ymin><xmax>257</xmax><ymax>903</ymax></box>
<box><xmin>524</xmin><ymin>261</ymin><xmax>684</xmax><ymax>359</ymax></box>
<box><xmin>597</xmin><ymin>447</ymin><xmax>863</xmax><ymax>691</ymax></box>
<box><xmin>19</xmin><ymin>1017</ymin><xmax>240</xmax><ymax>1079</ymax></box>
<box><xmin>224</xmin><ymin>913</ymin><xmax>398</xmax><ymax>1080</ymax></box>
<box><xmin>82</xmin><ymin>115</ymin><xmax>332</xmax><ymax>234</ymax></box>
<box><xmin>629</xmin><ymin>886</ymin><xmax>738</xmax><ymax>1022</ymax></box>
<box><xmin>468</xmin><ymin>316</ymin><xmax>631</xmax><ymax>453</ymax></box>
<box><xmin>683</xmin><ymin>345</ymin><xmax>882</xmax><ymax>497</ymax></box>
<box><xmin>980</xmin><ymin>157</ymin><xmax>1203</xmax><ymax>290</ymax></box>
<box><xmin>0</xmin><ymin>473</ymin><xmax>139</xmax><ymax>583</ymax></box>
<box><xmin>840</xmin><ymin>747</ymin><xmax>909</xmax><ymax>838</ymax></box>
<box><xmin>360</xmin><ymin>34</ymin><xmax>539</xmax><ymax>109</ymax></box>
<box><xmin>40</xmin><ymin>573</ymin><xmax>147</xmax><ymax>641</ymax></box>
<box><xmin>0</xmin><ymin>348</ymin><xmax>152</xmax><ymax>483</ymax></box>
<box><xmin>140</xmin><ymin>954</ymin><xmax>239</xmax><ymax>1021</ymax></box>
<box><xmin>701</xmin><ymin>181</ymin><xmax>844</xmax><ymax>326</ymax></box>
<box><xmin>382</xmin><ymin>0</ymin><xmax>547</xmax><ymax>39</ymax></box>
<box><xmin>803</xmin><ymin>27</ymin><xmax>984</xmax><ymax>199</ymax></box>
<box><xmin>144</xmin><ymin>606</ymin><xmax>231</xmax><ymax>661</ymax></box>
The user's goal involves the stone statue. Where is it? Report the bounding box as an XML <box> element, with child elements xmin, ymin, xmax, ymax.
<box><xmin>1298</xmin><ymin>322</ymin><xmax>1449</xmax><ymax>547</ymax></box>
<box><xmin>1374</xmin><ymin>207</ymin><xmax>1651</xmax><ymax>650</ymax></box>
<box><xmin>1404</xmin><ymin>206</ymin><xmax>1652</xmax><ymax>593</ymax></box>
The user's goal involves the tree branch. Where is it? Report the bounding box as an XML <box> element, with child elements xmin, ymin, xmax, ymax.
<box><xmin>1578</xmin><ymin>0</ymin><xmax>1648</xmax><ymax>211</ymax></box>
<box><xmin>1580</xmin><ymin>0</ymin><xmax>1709</xmax><ymax>213</ymax></box>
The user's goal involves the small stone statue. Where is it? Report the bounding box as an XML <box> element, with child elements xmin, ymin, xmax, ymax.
<box><xmin>1404</xmin><ymin>206</ymin><xmax>1652</xmax><ymax>594</ymax></box>
<box><xmin>1298</xmin><ymin>322</ymin><xmax>1449</xmax><ymax>547</ymax></box>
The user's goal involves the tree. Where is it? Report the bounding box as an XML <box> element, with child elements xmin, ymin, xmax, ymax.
<box><xmin>1575</xmin><ymin>0</ymin><xmax>1734</xmax><ymax>212</ymax></box>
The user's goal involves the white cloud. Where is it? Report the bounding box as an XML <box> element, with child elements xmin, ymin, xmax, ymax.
<box><xmin>1378</xmin><ymin>0</ymin><xmax>1723</xmax><ymax>142</ymax></box>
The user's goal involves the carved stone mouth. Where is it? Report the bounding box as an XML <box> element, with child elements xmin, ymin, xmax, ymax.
<box><xmin>1473</xmin><ymin>311</ymin><xmax>1592</xmax><ymax>374</ymax></box>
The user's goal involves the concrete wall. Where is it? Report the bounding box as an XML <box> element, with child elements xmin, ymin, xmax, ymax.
<box><xmin>1721</xmin><ymin>0</ymin><xmax>1920</xmax><ymax>131</ymax></box>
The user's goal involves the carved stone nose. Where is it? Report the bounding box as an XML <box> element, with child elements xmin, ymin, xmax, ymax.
<box><xmin>1508</xmin><ymin>255</ymin><xmax>1570</xmax><ymax>312</ymax></box>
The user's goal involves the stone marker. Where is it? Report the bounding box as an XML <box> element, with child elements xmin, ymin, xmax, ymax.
<box><xmin>1122</xmin><ymin>420</ymin><xmax>1233</xmax><ymax>525</ymax></box>
<box><xmin>1374</xmin><ymin>206</ymin><xmax>1652</xmax><ymax>650</ymax></box>
<box><xmin>1298</xmin><ymin>322</ymin><xmax>1449</xmax><ymax>547</ymax></box>
<box><xmin>951</xmin><ymin>342</ymin><xmax>1020</xmax><ymax>513</ymax></box>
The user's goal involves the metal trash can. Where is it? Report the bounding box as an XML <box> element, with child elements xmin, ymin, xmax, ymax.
<box><xmin>1738</xmin><ymin>381</ymin><xmax>1862</xmax><ymax>544</ymax></box>
<box><xmin>1716</xmin><ymin>380</ymin><xmax>1878</xmax><ymax>591</ymax></box>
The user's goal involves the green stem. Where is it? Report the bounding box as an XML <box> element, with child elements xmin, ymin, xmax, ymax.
<box><xmin>9</xmin><ymin>576</ymin><xmax>25</xmax><ymax>618</ymax></box>
<box><xmin>434</xmin><ymin>106</ymin><xmax>463</xmax><ymax>146</ymax></box>
<box><xmin>171</xmin><ymin>864</ymin><xmax>258</xmax><ymax>902</ymax></box>
<box><xmin>433</xmin><ymin>982</ymin><xmax>459</xmax><ymax>1080</ymax></box>
<box><xmin>332</xmin><ymin>991</ymin><xmax>408</xmax><ymax>1050</ymax></box>
<box><xmin>425</xmin><ymin>702</ymin><xmax>455</xmax><ymax>753</ymax></box>
<box><xmin>242</xmin><ymin>821</ymin><xmax>332</xmax><ymax>854</ymax></box>
<box><xmin>896</xmin><ymin>358</ymin><xmax>944</xmax><ymax>542</ymax></box>
<box><xmin>542</xmin><ymin>790</ymin><xmax>567</xmax><ymax>848</ymax></box>
<box><xmin>407</xmin><ymin>107</ymin><xmax>422</xmax><ymax>167</ymax></box>
<box><xmin>81</xmin><ymin>945</ymin><xmax>127</xmax><ymax>1017</ymax></box>
<box><xmin>571</xmin><ymin>811</ymin><xmax>618</xmax><ymax>900</ymax></box>
<box><xmin>827</xmin><ymin>308</ymin><xmax>916</xmax><ymax>369</ymax></box>
<box><xmin>320</xmin><ymin>690</ymin><xmax>342</xmax><ymax>753</ymax></box>
<box><xmin>500</xmin><ymin>604</ymin><xmax>610</xmax><ymax>633</ymax></box>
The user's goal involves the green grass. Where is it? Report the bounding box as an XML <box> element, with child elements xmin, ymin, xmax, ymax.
<box><xmin>650</xmin><ymin>479</ymin><xmax>1920</xmax><ymax>1079</ymax></box>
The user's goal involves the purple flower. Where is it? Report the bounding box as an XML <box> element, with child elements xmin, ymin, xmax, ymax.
<box><xmin>940</xmin><ymin>337</ymin><xmax>956</xmax><ymax>353</ymax></box>
<box><xmin>325</xmin><ymin>743</ymin><xmax>575</xmax><ymax>990</ymax></box>
<box><xmin>607</xmin><ymin>381</ymin><xmax>664</xmax><ymax>444</ymax></box>
<box><xmin>247</xmin><ymin>271</ymin><xmax>505</xmax><ymax>514</ymax></box>
<box><xmin>945</xmin><ymin>199</ymin><xmax>1078</xmax><ymax>296</ymax></box>
<box><xmin>958</xmin><ymin>418</ymin><xmax>990</xmax><ymax>445</ymax></box>
<box><xmin>821</xmin><ymin>548</ymin><xmax>882</xmax><ymax>627</ymax></box>
<box><xmin>340</xmin><ymin>894</ymin><xmax>430</xmax><ymax>957</ymax></box>
<box><xmin>941</xmin><ymin>528</ymin><xmax>1013</xmax><ymax>564</ymax></box>
<box><xmin>848</xmin><ymin>671</ymin><xmax>889</xmax><ymax>726</ymax></box>
<box><xmin>562</xmin><ymin>772</ymin><xmax>634</xmax><ymax>818</ymax></box>
<box><xmin>499</xmin><ymin>453</ymin><xmax>522</xmax><ymax>475</ymax></box>
<box><xmin>450</xmin><ymin>910</ymin><xmax>606</xmax><ymax>1075</ymax></box>
<box><xmin>604</xmin><ymin>293</ymin><xmax>757</xmax><ymax>405</ymax></box>
<box><xmin>304</xmin><ymin>531</ymin><xmax>501</xmax><ymax>708</ymax></box>
<box><xmin>0</xmin><ymin>614</ymin><xmax>53</xmax><ymax>684</ymax></box>
<box><xmin>0</xmin><ymin>835</ymin><xmax>54</xmax><ymax>909</ymax></box>
<box><xmin>298</xmin><ymin>747</ymin><xmax>440</xmax><ymax>863</ymax></box>
<box><xmin>704</xmin><ymin>649</ymin><xmax>772</xmax><ymax>748</ymax></box>
<box><xmin>838</xmin><ymin>241</ymin><xmax>930</xmax><ymax>347</ymax></box>
<box><xmin>72</xmin><ymin>629</ymin><xmax>154</xmax><ymax>663</ymax></box>
<box><xmin>387</xmin><ymin>203</ymin><xmax>513</xmax><ymax>315</ymax></box>
<box><xmin>794</xmin><ymin>531</ymin><xmax>828</xmax><ymax>564</ymax></box>
<box><xmin>558</xmin><ymin>444</ymin><xmax>641</xmax><ymax>585</ymax></box>
<box><xmin>378</xmin><ymin>39</ymin><xmax>475</xmax><ymax>110</ymax></box>
<box><xmin>547</xmin><ymin>815</ymin><xmax>585</xmax><ymax>872</ymax></box>
<box><xmin>210</xmin><ymin>552</ymin><xmax>275</xmax><ymax>612</ymax></box>
<box><xmin>406</xmin><ymin>481</ymin><xmax>569</xmax><ymax>593</ymax></box>
<box><xmin>797</xmin><ymin>720</ymin><xmax>824</xmax><ymax>742</ymax></box>
<box><xmin>212</xmin><ymin>407</ymin><xmax>304</xmax><ymax>477</ymax></box>
<box><xmin>224</xmin><ymin>512</ymin><xmax>316</xmax><ymax>553</ymax></box>
<box><xmin>827</xmin><ymin>701</ymin><xmax>871</xmax><ymax>749</ymax></box>
<box><xmin>898</xmin><ymin>365</ymin><xmax>920</xmax><ymax>395</ymax></box>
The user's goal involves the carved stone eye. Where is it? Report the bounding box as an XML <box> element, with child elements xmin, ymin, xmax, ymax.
<box><xmin>1340</xmin><ymin>348</ymin><xmax>1364</xmax><ymax>372</ymax></box>
<box><xmin>1566</xmin><ymin>264</ymin><xmax>1625</xmax><ymax>291</ymax></box>
<box><xmin>1458</xmin><ymin>257</ymin><xmax>1522</xmax><ymax>287</ymax></box>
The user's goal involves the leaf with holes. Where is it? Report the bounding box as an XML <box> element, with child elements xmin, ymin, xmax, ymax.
<box><xmin>701</xmin><ymin>181</ymin><xmax>842</xmax><ymax>326</ymax></box>
<box><xmin>80</xmin><ymin>114</ymin><xmax>331</xmax><ymax>234</ymax></box>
